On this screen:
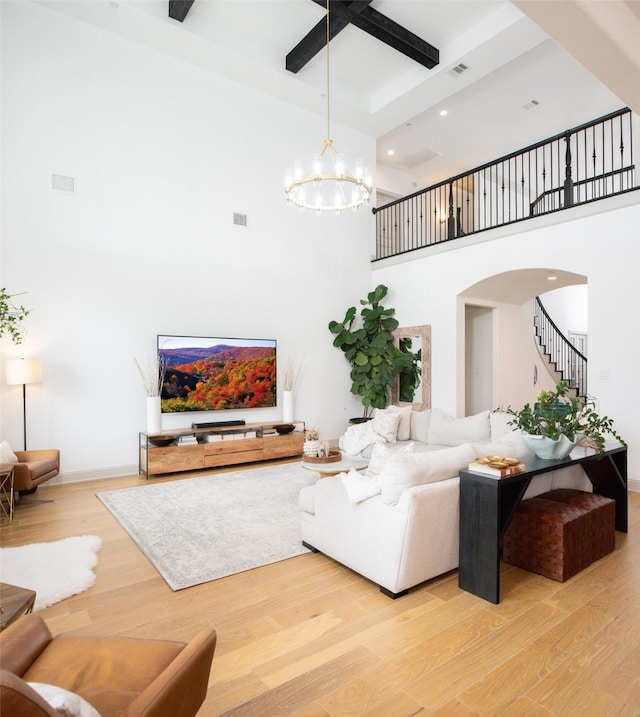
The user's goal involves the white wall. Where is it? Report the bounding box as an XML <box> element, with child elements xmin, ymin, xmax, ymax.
<box><xmin>0</xmin><ymin>2</ymin><xmax>373</xmax><ymax>481</ymax></box>
<box><xmin>373</xmin><ymin>199</ymin><xmax>640</xmax><ymax>481</ymax></box>
<box><xmin>3</xmin><ymin>3</ymin><xmax>638</xmax><ymax>487</ymax></box>
<box><xmin>539</xmin><ymin>284</ymin><xmax>588</xmax><ymax>336</ymax></box>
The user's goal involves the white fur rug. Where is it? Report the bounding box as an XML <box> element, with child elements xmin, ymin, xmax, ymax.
<box><xmin>0</xmin><ymin>535</ymin><xmax>102</xmax><ymax>611</ymax></box>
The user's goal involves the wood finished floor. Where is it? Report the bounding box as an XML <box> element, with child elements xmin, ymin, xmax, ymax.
<box><xmin>2</xmin><ymin>466</ymin><xmax>640</xmax><ymax>717</ymax></box>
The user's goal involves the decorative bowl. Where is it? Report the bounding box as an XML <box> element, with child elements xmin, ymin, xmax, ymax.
<box><xmin>303</xmin><ymin>449</ymin><xmax>342</xmax><ymax>464</ymax></box>
<box><xmin>523</xmin><ymin>433</ymin><xmax>578</xmax><ymax>460</ymax></box>
<box><xmin>275</xmin><ymin>424</ymin><xmax>295</xmax><ymax>435</ymax></box>
<box><xmin>147</xmin><ymin>436</ymin><xmax>178</xmax><ymax>447</ymax></box>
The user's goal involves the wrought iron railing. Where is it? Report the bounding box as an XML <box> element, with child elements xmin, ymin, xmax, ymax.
<box><xmin>534</xmin><ymin>296</ymin><xmax>587</xmax><ymax>400</ymax></box>
<box><xmin>373</xmin><ymin>108</ymin><xmax>636</xmax><ymax>261</ymax></box>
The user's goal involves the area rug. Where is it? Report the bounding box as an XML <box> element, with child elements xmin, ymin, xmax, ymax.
<box><xmin>96</xmin><ymin>463</ymin><xmax>316</xmax><ymax>590</ymax></box>
<box><xmin>0</xmin><ymin>535</ymin><xmax>102</xmax><ymax>611</ymax></box>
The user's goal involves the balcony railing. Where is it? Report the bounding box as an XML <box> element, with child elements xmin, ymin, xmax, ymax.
<box><xmin>373</xmin><ymin>108</ymin><xmax>636</xmax><ymax>261</ymax></box>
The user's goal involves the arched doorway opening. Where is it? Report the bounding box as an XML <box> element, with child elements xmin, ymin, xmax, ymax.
<box><xmin>459</xmin><ymin>268</ymin><xmax>587</xmax><ymax>414</ymax></box>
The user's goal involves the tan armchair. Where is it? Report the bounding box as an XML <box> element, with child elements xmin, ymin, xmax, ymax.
<box><xmin>12</xmin><ymin>450</ymin><xmax>60</xmax><ymax>494</ymax></box>
<box><xmin>0</xmin><ymin>614</ymin><xmax>216</xmax><ymax>717</ymax></box>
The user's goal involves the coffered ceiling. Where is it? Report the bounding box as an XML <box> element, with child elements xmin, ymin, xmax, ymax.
<box><xmin>39</xmin><ymin>0</ymin><xmax>640</xmax><ymax>192</ymax></box>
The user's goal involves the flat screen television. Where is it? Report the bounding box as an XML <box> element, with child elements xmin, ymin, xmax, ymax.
<box><xmin>158</xmin><ymin>335</ymin><xmax>277</xmax><ymax>413</ymax></box>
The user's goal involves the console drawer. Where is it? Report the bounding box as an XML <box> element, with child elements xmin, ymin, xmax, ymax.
<box><xmin>204</xmin><ymin>437</ymin><xmax>264</xmax><ymax>456</ymax></box>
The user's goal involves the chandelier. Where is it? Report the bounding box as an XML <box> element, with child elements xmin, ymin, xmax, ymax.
<box><xmin>285</xmin><ymin>3</ymin><xmax>373</xmax><ymax>214</ymax></box>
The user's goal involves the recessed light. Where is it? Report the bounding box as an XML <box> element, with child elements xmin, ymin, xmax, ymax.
<box><xmin>547</xmin><ymin>272</ymin><xmax>557</xmax><ymax>281</ymax></box>
<box><xmin>440</xmin><ymin>110</ymin><xmax>448</xmax><ymax>117</ymax></box>
<box><xmin>387</xmin><ymin>149</ymin><xmax>395</xmax><ymax>156</ymax></box>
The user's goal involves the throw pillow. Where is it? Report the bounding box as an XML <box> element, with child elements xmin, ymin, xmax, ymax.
<box><xmin>489</xmin><ymin>410</ymin><xmax>517</xmax><ymax>441</ymax></box>
<box><xmin>340</xmin><ymin>469</ymin><xmax>381</xmax><ymax>504</ymax></box>
<box><xmin>428</xmin><ymin>409</ymin><xmax>490</xmax><ymax>446</ymax></box>
<box><xmin>379</xmin><ymin>443</ymin><xmax>476</xmax><ymax>506</ymax></box>
<box><xmin>27</xmin><ymin>683</ymin><xmax>101</xmax><ymax>717</ymax></box>
<box><xmin>0</xmin><ymin>441</ymin><xmax>18</xmax><ymax>463</ymax></box>
<box><xmin>376</xmin><ymin>405</ymin><xmax>412</xmax><ymax>441</ymax></box>
<box><xmin>341</xmin><ymin>421</ymin><xmax>381</xmax><ymax>455</ymax></box>
<box><xmin>368</xmin><ymin>441</ymin><xmax>415</xmax><ymax>475</ymax></box>
<box><xmin>372</xmin><ymin>411</ymin><xmax>400</xmax><ymax>443</ymax></box>
<box><xmin>409</xmin><ymin>409</ymin><xmax>431</xmax><ymax>443</ymax></box>
<box><xmin>473</xmin><ymin>433</ymin><xmax>534</xmax><ymax>461</ymax></box>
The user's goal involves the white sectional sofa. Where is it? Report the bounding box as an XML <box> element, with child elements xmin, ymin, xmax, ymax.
<box><xmin>299</xmin><ymin>405</ymin><xmax>590</xmax><ymax>598</ymax></box>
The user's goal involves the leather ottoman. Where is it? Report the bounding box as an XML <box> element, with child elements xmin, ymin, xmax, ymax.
<box><xmin>502</xmin><ymin>489</ymin><xmax>615</xmax><ymax>582</ymax></box>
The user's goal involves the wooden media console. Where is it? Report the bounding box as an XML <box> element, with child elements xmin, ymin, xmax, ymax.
<box><xmin>139</xmin><ymin>420</ymin><xmax>304</xmax><ymax>477</ymax></box>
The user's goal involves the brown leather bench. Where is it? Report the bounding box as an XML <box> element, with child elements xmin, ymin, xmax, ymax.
<box><xmin>502</xmin><ymin>489</ymin><xmax>615</xmax><ymax>582</ymax></box>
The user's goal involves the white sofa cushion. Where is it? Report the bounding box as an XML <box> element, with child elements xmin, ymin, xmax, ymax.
<box><xmin>340</xmin><ymin>469</ymin><xmax>381</xmax><ymax>504</ymax></box>
<box><xmin>490</xmin><ymin>410</ymin><xmax>516</xmax><ymax>440</ymax></box>
<box><xmin>368</xmin><ymin>440</ymin><xmax>415</xmax><ymax>475</ymax></box>
<box><xmin>372</xmin><ymin>411</ymin><xmax>400</xmax><ymax>443</ymax></box>
<box><xmin>473</xmin><ymin>433</ymin><xmax>534</xmax><ymax>462</ymax></box>
<box><xmin>341</xmin><ymin>421</ymin><xmax>382</xmax><ymax>455</ymax></box>
<box><xmin>409</xmin><ymin>409</ymin><xmax>431</xmax><ymax>443</ymax></box>
<box><xmin>379</xmin><ymin>443</ymin><xmax>476</xmax><ymax>506</ymax></box>
<box><xmin>376</xmin><ymin>405</ymin><xmax>413</xmax><ymax>441</ymax></box>
<box><xmin>428</xmin><ymin>409</ymin><xmax>490</xmax><ymax>446</ymax></box>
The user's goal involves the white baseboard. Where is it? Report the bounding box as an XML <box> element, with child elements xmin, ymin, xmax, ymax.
<box><xmin>628</xmin><ymin>478</ymin><xmax>640</xmax><ymax>493</ymax></box>
<box><xmin>46</xmin><ymin>465</ymin><xmax>139</xmax><ymax>486</ymax></box>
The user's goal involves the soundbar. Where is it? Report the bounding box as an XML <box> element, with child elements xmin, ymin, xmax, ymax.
<box><xmin>191</xmin><ymin>420</ymin><xmax>246</xmax><ymax>429</ymax></box>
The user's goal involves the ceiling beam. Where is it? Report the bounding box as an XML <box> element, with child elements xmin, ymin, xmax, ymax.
<box><xmin>287</xmin><ymin>0</ymin><xmax>439</xmax><ymax>74</ymax></box>
<box><xmin>287</xmin><ymin>1</ymin><xmax>372</xmax><ymax>73</ymax></box>
<box><xmin>169</xmin><ymin>0</ymin><xmax>195</xmax><ymax>23</ymax></box>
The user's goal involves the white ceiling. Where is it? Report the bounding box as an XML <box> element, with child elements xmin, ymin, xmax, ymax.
<box><xmin>39</xmin><ymin>0</ymin><xmax>639</xmax><ymax>192</ymax></box>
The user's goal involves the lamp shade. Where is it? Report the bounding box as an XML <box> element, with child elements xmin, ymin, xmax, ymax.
<box><xmin>5</xmin><ymin>358</ymin><xmax>42</xmax><ymax>386</ymax></box>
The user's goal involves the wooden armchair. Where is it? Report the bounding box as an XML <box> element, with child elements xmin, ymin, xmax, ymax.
<box><xmin>0</xmin><ymin>614</ymin><xmax>216</xmax><ymax>717</ymax></box>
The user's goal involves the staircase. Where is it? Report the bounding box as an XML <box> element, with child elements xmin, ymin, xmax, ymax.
<box><xmin>534</xmin><ymin>297</ymin><xmax>587</xmax><ymax>400</ymax></box>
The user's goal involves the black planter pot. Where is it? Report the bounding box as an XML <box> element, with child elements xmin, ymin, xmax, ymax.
<box><xmin>348</xmin><ymin>416</ymin><xmax>373</xmax><ymax>426</ymax></box>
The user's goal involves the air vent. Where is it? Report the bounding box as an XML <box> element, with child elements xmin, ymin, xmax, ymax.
<box><xmin>523</xmin><ymin>99</ymin><xmax>540</xmax><ymax>110</ymax></box>
<box><xmin>233</xmin><ymin>213</ymin><xmax>247</xmax><ymax>227</ymax></box>
<box><xmin>51</xmin><ymin>173</ymin><xmax>75</xmax><ymax>192</ymax></box>
<box><xmin>449</xmin><ymin>62</ymin><xmax>469</xmax><ymax>77</ymax></box>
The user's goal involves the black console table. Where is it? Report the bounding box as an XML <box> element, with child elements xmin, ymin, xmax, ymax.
<box><xmin>458</xmin><ymin>444</ymin><xmax>627</xmax><ymax>604</ymax></box>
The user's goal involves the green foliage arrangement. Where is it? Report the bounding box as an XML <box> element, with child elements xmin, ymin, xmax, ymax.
<box><xmin>328</xmin><ymin>284</ymin><xmax>417</xmax><ymax>416</ymax></box>
<box><xmin>507</xmin><ymin>380</ymin><xmax>627</xmax><ymax>458</ymax></box>
<box><xmin>0</xmin><ymin>288</ymin><xmax>31</xmax><ymax>345</ymax></box>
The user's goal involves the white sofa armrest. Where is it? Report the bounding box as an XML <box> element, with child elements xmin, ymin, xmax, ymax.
<box><xmin>394</xmin><ymin>477</ymin><xmax>460</xmax><ymax>591</ymax></box>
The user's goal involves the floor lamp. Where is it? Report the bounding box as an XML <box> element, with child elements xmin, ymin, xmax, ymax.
<box><xmin>5</xmin><ymin>358</ymin><xmax>42</xmax><ymax>451</ymax></box>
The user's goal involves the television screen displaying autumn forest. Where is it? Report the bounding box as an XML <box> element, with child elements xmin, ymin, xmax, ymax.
<box><xmin>158</xmin><ymin>335</ymin><xmax>277</xmax><ymax>413</ymax></box>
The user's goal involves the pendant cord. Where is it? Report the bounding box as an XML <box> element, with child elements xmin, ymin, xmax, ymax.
<box><xmin>326</xmin><ymin>2</ymin><xmax>331</xmax><ymax>144</ymax></box>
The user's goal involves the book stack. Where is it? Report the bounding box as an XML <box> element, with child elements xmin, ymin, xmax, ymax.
<box><xmin>468</xmin><ymin>456</ymin><xmax>525</xmax><ymax>478</ymax></box>
<box><xmin>262</xmin><ymin>428</ymin><xmax>278</xmax><ymax>438</ymax></box>
<box><xmin>177</xmin><ymin>435</ymin><xmax>198</xmax><ymax>445</ymax></box>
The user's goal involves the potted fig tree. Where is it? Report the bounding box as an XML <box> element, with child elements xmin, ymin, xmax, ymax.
<box><xmin>328</xmin><ymin>284</ymin><xmax>418</xmax><ymax>420</ymax></box>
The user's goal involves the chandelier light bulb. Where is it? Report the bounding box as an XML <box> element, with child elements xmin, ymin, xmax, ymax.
<box><xmin>313</xmin><ymin>154</ymin><xmax>322</xmax><ymax>176</ymax></box>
